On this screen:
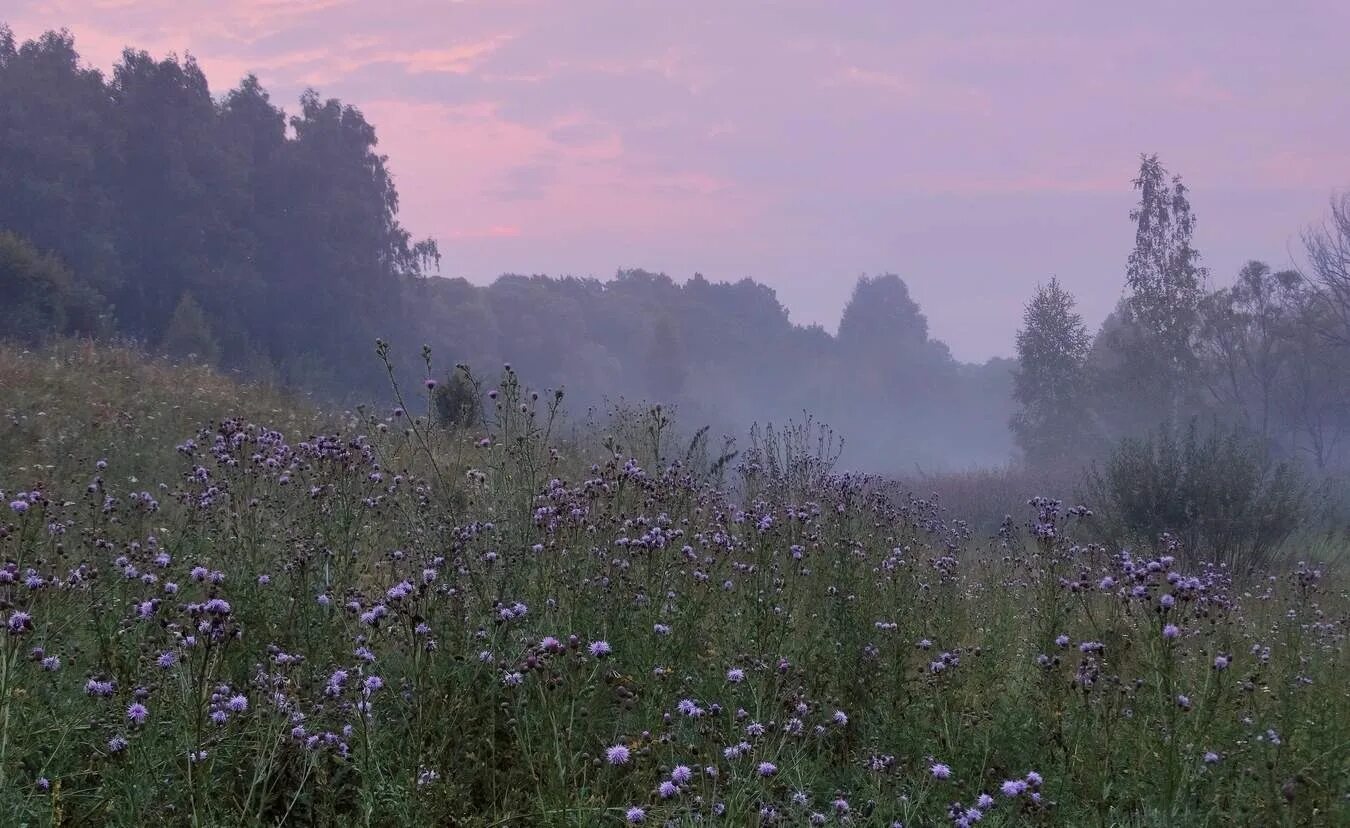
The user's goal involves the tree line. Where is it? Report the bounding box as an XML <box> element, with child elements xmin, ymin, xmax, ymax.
<box><xmin>0</xmin><ymin>27</ymin><xmax>1016</xmax><ymax>470</ymax></box>
<box><xmin>2</xmin><ymin>28</ymin><xmax>1346</xmax><ymax>478</ymax></box>
<box><xmin>1012</xmin><ymin>156</ymin><xmax>1350</xmax><ymax>475</ymax></box>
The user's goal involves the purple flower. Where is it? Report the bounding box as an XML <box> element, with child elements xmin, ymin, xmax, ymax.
<box><xmin>107</xmin><ymin>735</ymin><xmax>128</xmax><ymax>753</ymax></box>
<box><xmin>658</xmin><ymin>780</ymin><xmax>678</xmax><ymax>799</ymax></box>
<box><xmin>1213</xmin><ymin>655</ymin><xmax>1230</xmax><ymax>670</ymax></box>
<box><xmin>1000</xmin><ymin>779</ymin><xmax>1027</xmax><ymax>797</ymax></box>
<box><xmin>606</xmin><ymin>744</ymin><xmax>631</xmax><ymax>765</ymax></box>
<box><xmin>832</xmin><ymin>709</ymin><xmax>849</xmax><ymax>726</ymax></box>
<box><xmin>1163</xmin><ymin>624</ymin><xmax>1180</xmax><ymax>639</ymax></box>
<box><xmin>9</xmin><ymin>500</ymin><xmax>29</xmax><ymax>514</ymax></box>
<box><xmin>41</xmin><ymin>656</ymin><xmax>61</xmax><ymax>671</ymax></box>
<box><xmin>226</xmin><ymin>694</ymin><xmax>248</xmax><ymax>713</ymax></box>
<box><xmin>1025</xmin><ymin>771</ymin><xmax>1043</xmax><ymax>787</ymax></box>
<box><xmin>7</xmin><ymin>611</ymin><xmax>32</xmax><ymax>635</ymax></box>
<box><xmin>930</xmin><ymin>762</ymin><xmax>952</xmax><ymax>780</ymax></box>
<box><xmin>671</xmin><ymin>764</ymin><xmax>693</xmax><ymax>784</ymax></box>
<box><xmin>588</xmin><ymin>640</ymin><xmax>612</xmax><ymax>658</ymax></box>
<box><xmin>127</xmin><ymin>702</ymin><xmax>149</xmax><ymax>725</ymax></box>
<box><xmin>757</xmin><ymin>761</ymin><xmax>778</xmax><ymax>777</ymax></box>
<box><xmin>156</xmin><ymin>651</ymin><xmax>178</xmax><ymax>669</ymax></box>
<box><xmin>726</xmin><ymin>667</ymin><xmax>745</xmax><ymax>684</ymax></box>
<box><xmin>1203</xmin><ymin>751</ymin><xmax>1220</xmax><ymax>764</ymax></box>
<box><xmin>625</xmin><ymin>806</ymin><xmax>645</xmax><ymax>823</ymax></box>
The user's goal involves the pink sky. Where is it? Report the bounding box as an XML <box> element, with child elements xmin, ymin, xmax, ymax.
<box><xmin>9</xmin><ymin>1</ymin><xmax>1350</xmax><ymax>360</ymax></box>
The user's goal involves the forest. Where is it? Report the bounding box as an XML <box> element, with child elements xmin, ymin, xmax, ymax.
<box><xmin>2</xmin><ymin>27</ymin><xmax>1349</xmax><ymax>482</ymax></box>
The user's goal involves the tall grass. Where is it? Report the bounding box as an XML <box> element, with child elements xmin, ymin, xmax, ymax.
<box><xmin>0</xmin><ymin>341</ymin><xmax>1345</xmax><ymax>826</ymax></box>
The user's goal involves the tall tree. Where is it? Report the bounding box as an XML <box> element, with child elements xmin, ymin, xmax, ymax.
<box><xmin>1011</xmin><ymin>278</ymin><xmax>1094</xmax><ymax>469</ymax></box>
<box><xmin>1121</xmin><ymin>154</ymin><xmax>1208</xmax><ymax>418</ymax></box>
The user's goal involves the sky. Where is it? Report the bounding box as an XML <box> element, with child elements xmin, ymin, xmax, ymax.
<box><xmin>8</xmin><ymin>1</ymin><xmax>1350</xmax><ymax>362</ymax></box>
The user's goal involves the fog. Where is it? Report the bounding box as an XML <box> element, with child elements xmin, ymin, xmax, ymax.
<box><xmin>2</xmin><ymin>5</ymin><xmax>1349</xmax><ymax>476</ymax></box>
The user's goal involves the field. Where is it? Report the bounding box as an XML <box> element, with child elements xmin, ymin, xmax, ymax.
<box><xmin>0</xmin><ymin>342</ymin><xmax>1346</xmax><ymax>826</ymax></box>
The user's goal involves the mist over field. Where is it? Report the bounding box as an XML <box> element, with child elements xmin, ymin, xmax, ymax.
<box><xmin>0</xmin><ymin>5</ymin><xmax>1348</xmax><ymax>826</ymax></box>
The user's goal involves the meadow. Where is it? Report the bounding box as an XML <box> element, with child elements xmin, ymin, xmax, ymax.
<box><xmin>0</xmin><ymin>341</ymin><xmax>1345</xmax><ymax>826</ymax></box>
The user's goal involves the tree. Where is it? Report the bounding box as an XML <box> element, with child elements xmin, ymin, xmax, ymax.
<box><xmin>1121</xmin><ymin>154</ymin><xmax>1208</xmax><ymax>421</ymax></box>
<box><xmin>1011</xmin><ymin>278</ymin><xmax>1094</xmax><ymax>469</ymax></box>
<box><xmin>645</xmin><ymin>315</ymin><xmax>688</xmax><ymax>400</ymax></box>
<box><xmin>161</xmin><ymin>292</ymin><xmax>220</xmax><ymax>364</ymax></box>
<box><xmin>1302</xmin><ymin>193</ymin><xmax>1350</xmax><ymax>349</ymax></box>
<box><xmin>0</xmin><ymin>231</ymin><xmax>107</xmax><ymax>342</ymax></box>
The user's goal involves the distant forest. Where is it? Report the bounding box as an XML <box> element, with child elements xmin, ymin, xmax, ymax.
<box><xmin>3</xmin><ymin>27</ymin><xmax>1348</xmax><ymax>475</ymax></box>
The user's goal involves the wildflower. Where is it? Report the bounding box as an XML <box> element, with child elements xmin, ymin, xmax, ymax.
<box><xmin>1203</xmin><ymin>751</ymin><xmax>1220</xmax><ymax>764</ymax></box>
<box><xmin>625</xmin><ymin>806</ymin><xmax>645</xmax><ymax>823</ymax></box>
<box><xmin>671</xmin><ymin>764</ymin><xmax>693</xmax><ymax>784</ymax></box>
<box><xmin>977</xmin><ymin>793</ymin><xmax>994</xmax><ymax>809</ymax></box>
<box><xmin>1054</xmin><ymin>634</ymin><xmax>1070</xmax><ymax>647</ymax></box>
<box><xmin>1160</xmin><ymin>593</ymin><xmax>1175</xmax><ymax>609</ymax></box>
<box><xmin>588</xmin><ymin>640</ymin><xmax>612</xmax><ymax>658</ymax></box>
<box><xmin>930</xmin><ymin>762</ymin><xmax>952</xmax><ymax>780</ymax></box>
<box><xmin>1163</xmin><ymin>624</ymin><xmax>1180</xmax><ymax>639</ymax></box>
<box><xmin>658</xmin><ymin>780</ymin><xmax>678</xmax><ymax>798</ymax></box>
<box><xmin>653</xmin><ymin>623</ymin><xmax>671</xmax><ymax>635</ymax></box>
<box><xmin>1025</xmin><ymin>771</ymin><xmax>1043</xmax><ymax>787</ymax></box>
<box><xmin>127</xmin><ymin>702</ymin><xmax>149</xmax><ymax>726</ymax></box>
<box><xmin>502</xmin><ymin>671</ymin><xmax>524</xmax><ymax>687</ymax></box>
<box><xmin>606</xmin><ymin>744</ymin><xmax>631</xmax><ymax>765</ymax></box>
<box><xmin>36</xmin><ymin>777</ymin><xmax>50</xmax><ymax>792</ymax></box>
<box><xmin>41</xmin><ymin>655</ymin><xmax>60</xmax><ymax>671</ymax></box>
<box><xmin>1001</xmin><ymin>779</ymin><xmax>1027</xmax><ymax>797</ymax></box>
<box><xmin>7</xmin><ymin>611</ymin><xmax>32</xmax><ymax>635</ymax></box>
<box><xmin>757</xmin><ymin>761</ymin><xmax>778</xmax><ymax>777</ymax></box>
<box><xmin>832</xmin><ymin>709</ymin><xmax>849</xmax><ymax>726</ymax></box>
<box><xmin>726</xmin><ymin>667</ymin><xmax>746</xmax><ymax>684</ymax></box>
<box><xmin>85</xmin><ymin>678</ymin><xmax>115</xmax><ymax>697</ymax></box>
<box><xmin>226</xmin><ymin>694</ymin><xmax>248</xmax><ymax>713</ymax></box>
<box><xmin>9</xmin><ymin>500</ymin><xmax>29</xmax><ymax>513</ymax></box>
<box><xmin>156</xmin><ymin>651</ymin><xmax>178</xmax><ymax>669</ymax></box>
<box><xmin>1213</xmin><ymin>655</ymin><xmax>1230</xmax><ymax>670</ymax></box>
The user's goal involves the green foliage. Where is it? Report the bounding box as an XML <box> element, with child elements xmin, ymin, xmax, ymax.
<box><xmin>431</xmin><ymin>366</ymin><xmax>482</xmax><ymax>429</ymax></box>
<box><xmin>1084</xmin><ymin>421</ymin><xmax>1309</xmax><ymax>570</ymax></box>
<box><xmin>160</xmin><ymin>292</ymin><xmax>219</xmax><ymax>364</ymax></box>
<box><xmin>1011</xmin><ymin>277</ymin><xmax>1094</xmax><ymax>470</ymax></box>
<box><xmin>0</xmin><ymin>343</ymin><xmax>1343</xmax><ymax>827</ymax></box>
<box><xmin>0</xmin><ymin>231</ymin><xmax>107</xmax><ymax>342</ymax></box>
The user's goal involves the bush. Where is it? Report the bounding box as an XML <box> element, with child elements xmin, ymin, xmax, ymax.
<box><xmin>432</xmin><ymin>365</ymin><xmax>482</xmax><ymax>428</ymax></box>
<box><xmin>1084</xmin><ymin>420</ymin><xmax>1307</xmax><ymax>569</ymax></box>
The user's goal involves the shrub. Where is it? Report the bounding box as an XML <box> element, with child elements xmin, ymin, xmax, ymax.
<box><xmin>1084</xmin><ymin>420</ymin><xmax>1307</xmax><ymax>569</ymax></box>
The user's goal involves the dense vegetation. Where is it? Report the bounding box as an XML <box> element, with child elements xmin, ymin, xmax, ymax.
<box><xmin>0</xmin><ymin>342</ymin><xmax>1345</xmax><ymax>826</ymax></box>
<box><xmin>1</xmin><ymin>26</ymin><xmax>1348</xmax><ymax>823</ymax></box>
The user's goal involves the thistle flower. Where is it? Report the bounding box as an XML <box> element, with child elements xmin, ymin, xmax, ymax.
<box><xmin>757</xmin><ymin>761</ymin><xmax>778</xmax><ymax>777</ymax></box>
<box><xmin>606</xmin><ymin>744</ymin><xmax>631</xmax><ymax>765</ymax></box>
<box><xmin>726</xmin><ymin>667</ymin><xmax>745</xmax><ymax>684</ymax></box>
<box><xmin>588</xmin><ymin>640</ymin><xmax>612</xmax><ymax>658</ymax></box>
<box><xmin>625</xmin><ymin>806</ymin><xmax>645</xmax><ymax>823</ymax></box>
<box><xmin>930</xmin><ymin>762</ymin><xmax>952</xmax><ymax>780</ymax></box>
<box><xmin>671</xmin><ymin>764</ymin><xmax>692</xmax><ymax>784</ymax></box>
<box><xmin>1163</xmin><ymin>624</ymin><xmax>1180</xmax><ymax>639</ymax></box>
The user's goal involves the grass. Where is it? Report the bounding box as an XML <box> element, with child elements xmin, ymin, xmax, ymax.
<box><xmin>0</xmin><ymin>340</ymin><xmax>1346</xmax><ymax>826</ymax></box>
